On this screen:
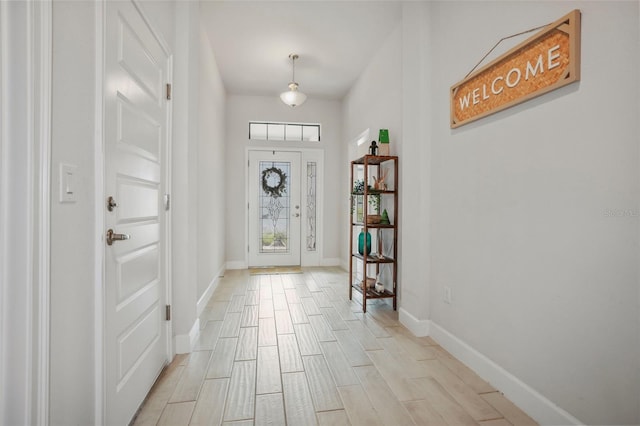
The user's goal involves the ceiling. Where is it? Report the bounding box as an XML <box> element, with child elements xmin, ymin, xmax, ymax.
<box><xmin>200</xmin><ymin>1</ymin><xmax>403</xmax><ymax>101</ymax></box>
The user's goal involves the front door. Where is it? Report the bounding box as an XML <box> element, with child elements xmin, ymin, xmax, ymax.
<box><xmin>104</xmin><ymin>1</ymin><xmax>170</xmax><ymax>424</ymax></box>
<box><xmin>248</xmin><ymin>150</ymin><xmax>301</xmax><ymax>267</ymax></box>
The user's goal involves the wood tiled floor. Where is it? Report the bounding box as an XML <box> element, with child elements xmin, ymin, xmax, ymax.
<box><xmin>133</xmin><ymin>267</ymin><xmax>538</xmax><ymax>426</ymax></box>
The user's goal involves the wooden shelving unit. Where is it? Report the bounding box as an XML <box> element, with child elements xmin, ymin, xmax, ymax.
<box><xmin>349</xmin><ymin>155</ymin><xmax>398</xmax><ymax>312</ymax></box>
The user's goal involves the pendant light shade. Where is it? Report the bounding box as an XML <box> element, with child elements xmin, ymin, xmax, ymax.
<box><xmin>280</xmin><ymin>54</ymin><xmax>307</xmax><ymax>107</ymax></box>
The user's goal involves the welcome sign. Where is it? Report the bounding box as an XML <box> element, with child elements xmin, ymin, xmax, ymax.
<box><xmin>451</xmin><ymin>10</ymin><xmax>581</xmax><ymax>128</ymax></box>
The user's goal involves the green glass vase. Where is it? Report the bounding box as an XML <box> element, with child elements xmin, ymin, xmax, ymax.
<box><xmin>358</xmin><ymin>230</ymin><xmax>371</xmax><ymax>255</ymax></box>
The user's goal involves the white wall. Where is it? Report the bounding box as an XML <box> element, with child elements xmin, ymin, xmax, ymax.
<box><xmin>422</xmin><ymin>2</ymin><xmax>639</xmax><ymax>424</ymax></box>
<box><xmin>225</xmin><ymin>95</ymin><xmax>342</xmax><ymax>267</ymax></box>
<box><xmin>197</xmin><ymin>26</ymin><xmax>227</xmax><ymax>300</ymax></box>
<box><xmin>50</xmin><ymin>2</ymin><xmax>98</xmax><ymax>423</ymax></box>
<box><xmin>341</xmin><ymin>25</ymin><xmax>404</xmax><ymax>299</ymax></box>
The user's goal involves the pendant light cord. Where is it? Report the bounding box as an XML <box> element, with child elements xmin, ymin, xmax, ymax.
<box><xmin>464</xmin><ymin>22</ymin><xmax>551</xmax><ymax>79</ymax></box>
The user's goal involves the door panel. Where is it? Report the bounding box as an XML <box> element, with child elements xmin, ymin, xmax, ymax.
<box><xmin>248</xmin><ymin>151</ymin><xmax>301</xmax><ymax>267</ymax></box>
<box><xmin>105</xmin><ymin>1</ymin><xmax>170</xmax><ymax>424</ymax></box>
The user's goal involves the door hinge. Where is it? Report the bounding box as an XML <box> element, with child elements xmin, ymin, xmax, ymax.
<box><xmin>248</xmin><ymin>245</ymin><xmax>250</xmax><ymax>253</ymax></box>
<box><xmin>164</xmin><ymin>194</ymin><xmax>171</xmax><ymax>211</ymax></box>
<box><xmin>165</xmin><ymin>305</ymin><xmax>171</xmax><ymax>321</ymax></box>
<box><xmin>166</xmin><ymin>83</ymin><xmax>172</xmax><ymax>100</ymax></box>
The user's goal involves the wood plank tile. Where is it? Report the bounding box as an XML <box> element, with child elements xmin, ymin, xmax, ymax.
<box><xmin>190</xmin><ymin>378</ymin><xmax>229</xmax><ymax>426</ymax></box>
<box><xmin>235</xmin><ymin>327</ymin><xmax>258</xmax><ymax>361</ymax></box>
<box><xmin>201</xmin><ymin>301</ymin><xmax>229</xmax><ymax>322</ymax></box>
<box><xmin>431</xmin><ymin>345</ymin><xmax>496</xmax><ymax>394</ymax></box>
<box><xmin>480</xmin><ymin>419</ymin><xmax>514</xmax><ymax>426</ymax></box>
<box><xmin>305</xmin><ymin>276</ymin><xmax>322</xmax><ymax>292</ymax></box>
<box><xmin>194</xmin><ymin>320</ymin><xmax>223</xmax><ymax>351</ymax></box>
<box><xmin>169</xmin><ymin>350</ymin><xmax>211</xmax><ymax>403</ymax></box>
<box><xmin>255</xmin><ymin>393</ymin><xmax>286</xmax><ymax>426</ymax></box>
<box><xmin>245</xmin><ymin>290</ymin><xmax>259</xmax><ymax>306</ymax></box>
<box><xmin>320</xmin><ymin>307</ymin><xmax>349</xmax><ymax>331</ymax></box>
<box><xmin>408</xmin><ymin>377</ymin><xmax>479</xmax><ymax>426</ymax></box>
<box><xmin>295</xmin><ymin>284</ymin><xmax>312</xmax><ymax>298</ymax></box>
<box><xmin>133</xmin><ymin>360</ymin><xmax>185</xmax><ymax>425</ymax></box>
<box><xmin>223</xmin><ymin>360</ymin><xmax>256</xmax><ymax>422</ymax></box>
<box><xmin>282</xmin><ymin>372</ymin><xmax>318</xmax><ymax>426</ymax></box>
<box><xmin>481</xmin><ymin>392</ymin><xmax>537</xmax><ymax>426</ymax></box>
<box><xmin>311</xmin><ymin>289</ymin><xmax>333</xmax><ymax>308</ymax></box>
<box><xmin>317</xmin><ymin>410</ymin><xmax>352</xmax><ymax>426</ymax></box>
<box><xmin>302</xmin><ymin>355</ymin><xmax>343</xmax><ymax>411</ymax></box>
<box><xmin>240</xmin><ymin>305</ymin><xmax>258</xmax><ymax>328</ymax></box>
<box><xmin>352</xmin><ymin>313</ymin><xmax>390</xmax><ymax>338</ymax></box>
<box><xmin>259</xmin><ymin>298</ymin><xmax>274</xmax><ymax>319</ymax></box>
<box><xmin>274</xmin><ymin>310</ymin><xmax>294</xmax><ymax>335</ymax></box>
<box><xmin>282</xmin><ymin>275</ymin><xmax>296</xmax><ymax>289</ymax></box>
<box><xmin>223</xmin><ymin>420</ymin><xmax>253</xmax><ymax>426</ymax></box>
<box><xmin>270</xmin><ymin>275</ymin><xmax>285</xmax><ymax>294</ymax></box>
<box><xmin>206</xmin><ymin>338</ymin><xmax>238</xmax><ymax>379</ymax></box>
<box><xmin>289</xmin><ymin>303</ymin><xmax>309</xmax><ymax>324</ymax></box>
<box><xmin>285</xmin><ymin>288</ymin><xmax>301</xmax><ymax>304</ymax></box>
<box><xmin>302</xmin><ymin>297</ymin><xmax>322</xmax><ymax>316</ymax></box>
<box><xmin>157</xmin><ymin>402</ymin><xmax>195</xmax><ymax>426</ymax></box>
<box><xmin>345</xmin><ymin>320</ymin><xmax>382</xmax><ymax>350</ymax></box>
<box><xmin>308</xmin><ymin>314</ymin><xmax>336</xmax><ymax>342</ymax></box>
<box><xmin>258</xmin><ymin>317</ymin><xmax>277</xmax><ymax>347</ymax></box>
<box><xmin>277</xmin><ymin>333</ymin><xmax>304</xmax><ymax>373</ymax></box>
<box><xmin>228</xmin><ymin>294</ymin><xmax>246</xmax><ymax>313</ymax></box>
<box><xmin>294</xmin><ymin>323</ymin><xmax>322</xmax><ymax>356</ymax></box>
<box><xmin>366</xmin><ymin>350</ymin><xmax>428</xmax><ymax>401</ymax></box>
<box><xmin>419</xmin><ymin>359</ymin><xmax>500</xmax><ymax>421</ymax></box>
<box><xmin>219</xmin><ymin>312</ymin><xmax>242</xmax><ymax>338</ymax></box>
<box><xmin>337</xmin><ymin>384</ymin><xmax>383</xmax><ymax>426</ymax></box>
<box><xmin>319</xmin><ymin>341</ymin><xmax>359</xmax><ymax>387</ymax></box>
<box><xmin>333</xmin><ymin>329</ymin><xmax>372</xmax><ymax>367</ymax></box>
<box><xmin>256</xmin><ymin>346</ymin><xmax>282</xmax><ymax>395</ymax></box>
<box><xmin>403</xmin><ymin>399</ymin><xmax>448</xmax><ymax>426</ymax></box>
<box><xmin>382</xmin><ymin>327</ymin><xmax>437</xmax><ymax>361</ymax></box>
<box><xmin>353</xmin><ymin>365</ymin><xmax>416</xmax><ymax>425</ymax></box>
<box><xmin>272</xmin><ymin>293</ymin><xmax>288</xmax><ymax>311</ymax></box>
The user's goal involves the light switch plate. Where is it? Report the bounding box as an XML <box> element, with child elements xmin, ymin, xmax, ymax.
<box><xmin>59</xmin><ymin>163</ymin><xmax>78</xmax><ymax>203</ymax></box>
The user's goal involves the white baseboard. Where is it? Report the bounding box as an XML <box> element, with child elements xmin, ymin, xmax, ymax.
<box><xmin>174</xmin><ymin>318</ymin><xmax>200</xmax><ymax>354</ymax></box>
<box><xmin>398</xmin><ymin>307</ymin><xmax>430</xmax><ymax>337</ymax></box>
<box><xmin>225</xmin><ymin>260</ymin><xmax>247</xmax><ymax>270</ymax></box>
<box><xmin>429</xmin><ymin>321</ymin><xmax>582</xmax><ymax>426</ymax></box>
<box><xmin>197</xmin><ymin>265</ymin><xmax>225</xmax><ymax>317</ymax></box>
<box><xmin>320</xmin><ymin>257</ymin><xmax>340</xmax><ymax>267</ymax></box>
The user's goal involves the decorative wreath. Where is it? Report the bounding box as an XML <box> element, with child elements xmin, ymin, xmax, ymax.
<box><xmin>262</xmin><ymin>167</ymin><xmax>287</xmax><ymax>198</ymax></box>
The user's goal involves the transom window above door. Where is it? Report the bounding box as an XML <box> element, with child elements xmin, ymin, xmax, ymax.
<box><xmin>249</xmin><ymin>121</ymin><xmax>321</xmax><ymax>142</ymax></box>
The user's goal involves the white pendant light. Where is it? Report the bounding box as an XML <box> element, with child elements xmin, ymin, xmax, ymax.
<box><xmin>280</xmin><ymin>54</ymin><xmax>307</xmax><ymax>107</ymax></box>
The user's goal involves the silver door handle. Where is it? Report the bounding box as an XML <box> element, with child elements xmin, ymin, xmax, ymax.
<box><xmin>106</xmin><ymin>229</ymin><xmax>130</xmax><ymax>245</ymax></box>
<box><xmin>293</xmin><ymin>213</ymin><xmax>300</xmax><ymax>217</ymax></box>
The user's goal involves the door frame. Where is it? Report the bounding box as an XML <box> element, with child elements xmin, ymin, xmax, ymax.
<box><xmin>95</xmin><ymin>1</ymin><xmax>174</xmax><ymax>423</ymax></box>
<box><xmin>245</xmin><ymin>147</ymin><xmax>324</xmax><ymax>268</ymax></box>
<box><xmin>0</xmin><ymin>1</ymin><xmax>52</xmax><ymax>424</ymax></box>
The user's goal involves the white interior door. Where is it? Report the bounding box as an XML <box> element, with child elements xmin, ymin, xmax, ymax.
<box><xmin>104</xmin><ymin>1</ymin><xmax>170</xmax><ymax>424</ymax></box>
<box><xmin>248</xmin><ymin>150</ymin><xmax>301</xmax><ymax>267</ymax></box>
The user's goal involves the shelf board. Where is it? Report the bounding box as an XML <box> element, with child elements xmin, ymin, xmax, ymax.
<box><xmin>351</xmin><ymin>283</ymin><xmax>395</xmax><ymax>299</ymax></box>
<box><xmin>352</xmin><ymin>223</ymin><xmax>394</xmax><ymax>228</ymax></box>
<box><xmin>351</xmin><ymin>191</ymin><xmax>396</xmax><ymax>196</ymax></box>
<box><xmin>352</xmin><ymin>253</ymin><xmax>395</xmax><ymax>263</ymax></box>
<box><xmin>352</xmin><ymin>155</ymin><xmax>398</xmax><ymax>165</ymax></box>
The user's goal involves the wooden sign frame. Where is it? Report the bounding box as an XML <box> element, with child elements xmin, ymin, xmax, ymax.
<box><xmin>450</xmin><ymin>10</ymin><xmax>581</xmax><ymax>128</ymax></box>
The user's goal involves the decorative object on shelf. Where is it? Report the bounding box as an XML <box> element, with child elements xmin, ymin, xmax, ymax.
<box><xmin>377</xmin><ymin>229</ymin><xmax>384</xmax><ymax>259</ymax></box>
<box><xmin>353</xmin><ymin>179</ymin><xmax>365</xmax><ymax>194</ymax></box>
<box><xmin>380</xmin><ymin>209</ymin><xmax>390</xmax><ymax>225</ymax></box>
<box><xmin>280</xmin><ymin>53</ymin><xmax>307</xmax><ymax>107</ymax></box>
<box><xmin>373</xmin><ymin>168</ymin><xmax>389</xmax><ymax>190</ymax></box>
<box><xmin>369</xmin><ymin>141</ymin><xmax>378</xmax><ymax>155</ymax></box>
<box><xmin>374</xmin><ymin>276</ymin><xmax>384</xmax><ymax>293</ymax></box>
<box><xmin>358</xmin><ymin>229</ymin><xmax>371</xmax><ymax>255</ymax></box>
<box><xmin>366</xmin><ymin>214</ymin><xmax>381</xmax><ymax>224</ymax></box>
<box><xmin>378</xmin><ymin>129</ymin><xmax>390</xmax><ymax>156</ymax></box>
